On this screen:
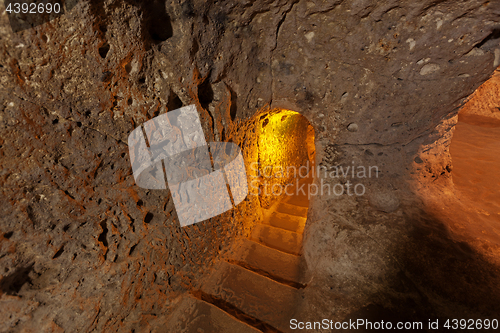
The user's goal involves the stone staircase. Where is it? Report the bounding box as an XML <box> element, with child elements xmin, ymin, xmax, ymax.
<box><xmin>165</xmin><ymin>177</ymin><xmax>312</xmax><ymax>333</ymax></box>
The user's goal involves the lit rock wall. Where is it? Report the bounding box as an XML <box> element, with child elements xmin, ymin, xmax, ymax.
<box><xmin>251</xmin><ymin>109</ymin><xmax>311</xmax><ymax>208</ymax></box>
<box><xmin>460</xmin><ymin>69</ymin><xmax>500</xmax><ymax>120</ymax></box>
<box><xmin>0</xmin><ymin>1</ymin><xmax>261</xmax><ymax>331</ymax></box>
<box><xmin>1</xmin><ymin>0</ymin><xmax>500</xmax><ymax>331</ymax></box>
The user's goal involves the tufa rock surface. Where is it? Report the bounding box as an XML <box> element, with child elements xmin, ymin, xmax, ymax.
<box><xmin>0</xmin><ymin>0</ymin><xmax>500</xmax><ymax>331</ymax></box>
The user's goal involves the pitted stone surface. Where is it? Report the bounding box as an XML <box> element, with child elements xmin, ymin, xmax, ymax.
<box><xmin>1</xmin><ymin>0</ymin><xmax>500</xmax><ymax>331</ymax></box>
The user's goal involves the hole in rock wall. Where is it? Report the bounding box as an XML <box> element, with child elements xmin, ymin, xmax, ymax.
<box><xmin>98</xmin><ymin>43</ymin><xmax>110</xmax><ymax>59</ymax></box>
<box><xmin>143</xmin><ymin>0</ymin><xmax>173</xmax><ymax>44</ymax></box>
<box><xmin>198</xmin><ymin>79</ymin><xmax>214</xmax><ymax>111</ymax></box>
<box><xmin>167</xmin><ymin>90</ymin><xmax>183</xmax><ymax>111</ymax></box>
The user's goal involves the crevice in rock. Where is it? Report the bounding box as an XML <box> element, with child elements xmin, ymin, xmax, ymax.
<box><xmin>181</xmin><ymin>0</ymin><xmax>195</xmax><ymax>18</ymax></box>
<box><xmin>98</xmin><ymin>220</ymin><xmax>109</xmax><ymax>248</ymax></box>
<box><xmin>227</xmin><ymin>85</ymin><xmax>238</xmax><ymax>122</ymax></box>
<box><xmin>129</xmin><ymin>243</ymin><xmax>139</xmax><ymax>256</ymax></box>
<box><xmin>476</xmin><ymin>28</ymin><xmax>500</xmax><ymax>50</ymax></box>
<box><xmin>125</xmin><ymin>62</ymin><xmax>132</xmax><ymax>74</ymax></box>
<box><xmin>272</xmin><ymin>1</ymin><xmax>299</xmax><ymax>52</ymax></box>
<box><xmin>190</xmin><ymin>39</ymin><xmax>199</xmax><ymax>61</ymax></box>
<box><xmin>53</xmin><ymin>245</ymin><xmax>65</xmax><ymax>259</ymax></box>
<box><xmin>198</xmin><ymin>79</ymin><xmax>214</xmax><ymax>111</ymax></box>
<box><xmin>0</xmin><ymin>264</ymin><xmax>34</xmax><ymax>295</ymax></box>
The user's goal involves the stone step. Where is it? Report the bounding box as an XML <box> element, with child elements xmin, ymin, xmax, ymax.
<box><xmin>228</xmin><ymin>238</ymin><xmax>306</xmax><ymax>287</ymax></box>
<box><xmin>281</xmin><ymin>176</ymin><xmax>313</xmax><ymax>208</ymax></box>
<box><xmin>201</xmin><ymin>261</ymin><xmax>300</xmax><ymax>332</ymax></box>
<box><xmin>262</xmin><ymin>210</ymin><xmax>306</xmax><ymax>234</ymax></box>
<box><xmin>275</xmin><ymin>201</ymin><xmax>308</xmax><ymax>218</ymax></box>
<box><xmin>282</xmin><ymin>191</ymin><xmax>310</xmax><ymax>207</ymax></box>
<box><xmin>250</xmin><ymin>224</ymin><xmax>302</xmax><ymax>255</ymax></box>
<box><xmin>164</xmin><ymin>295</ymin><xmax>261</xmax><ymax>333</ymax></box>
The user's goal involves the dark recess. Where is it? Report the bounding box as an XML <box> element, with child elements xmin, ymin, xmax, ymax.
<box><xmin>476</xmin><ymin>28</ymin><xmax>500</xmax><ymax>50</ymax></box>
<box><xmin>125</xmin><ymin>62</ymin><xmax>132</xmax><ymax>74</ymax></box>
<box><xmin>198</xmin><ymin>79</ymin><xmax>214</xmax><ymax>110</ymax></box>
<box><xmin>181</xmin><ymin>0</ymin><xmax>195</xmax><ymax>17</ymax></box>
<box><xmin>167</xmin><ymin>91</ymin><xmax>183</xmax><ymax>111</ymax></box>
<box><xmin>0</xmin><ymin>264</ymin><xmax>34</xmax><ymax>295</ymax></box>
<box><xmin>53</xmin><ymin>245</ymin><xmax>65</xmax><ymax>259</ymax></box>
<box><xmin>129</xmin><ymin>243</ymin><xmax>139</xmax><ymax>256</ymax></box>
<box><xmin>98</xmin><ymin>43</ymin><xmax>110</xmax><ymax>58</ymax></box>
<box><xmin>142</xmin><ymin>0</ymin><xmax>173</xmax><ymax>44</ymax></box>
<box><xmin>228</xmin><ymin>86</ymin><xmax>238</xmax><ymax>121</ymax></box>
<box><xmin>26</xmin><ymin>205</ymin><xmax>38</xmax><ymax>228</ymax></box>
<box><xmin>101</xmin><ymin>71</ymin><xmax>113</xmax><ymax>82</ymax></box>
<box><xmin>144</xmin><ymin>212</ymin><xmax>154</xmax><ymax>224</ymax></box>
<box><xmin>98</xmin><ymin>221</ymin><xmax>109</xmax><ymax>247</ymax></box>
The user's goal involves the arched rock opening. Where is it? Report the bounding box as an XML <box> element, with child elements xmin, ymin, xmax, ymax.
<box><xmin>249</xmin><ymin>109</ymin><xmax>315</xmax><ymax>209</ymax></box>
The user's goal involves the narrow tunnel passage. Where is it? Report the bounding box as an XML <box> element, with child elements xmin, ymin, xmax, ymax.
<box><xmin>165</xmin><ymin>109</ymin><xmax>316</xmax><ymax>332</ymax></box>
<box><xmin>249</xmin><ymin>109</ymin><xmax>315</xmax><ymax>256</ymax></box>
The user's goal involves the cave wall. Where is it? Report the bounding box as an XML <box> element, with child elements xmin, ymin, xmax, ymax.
<box><xmin>459</xmin><ymin>68</ymin><xmax>500</xmax><ymax>120</ymax></box>
<box><xmin>287</xmin><ymin>0</ymin><xmax>500</xmax><ymax>321</ymax></box>
<box><xmin>1</xmin><ymin>0</ymin><xmax>500</xmax><ymax>331</ymax></box>
<box><xmin>0</xmin><ymin>1</ymin><xmax>264</xmax><ymax>331</ymax></box>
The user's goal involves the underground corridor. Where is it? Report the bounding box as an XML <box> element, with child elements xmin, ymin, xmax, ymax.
<box><xmin>164</xmin><ymin>109</ymin><xmax>316</xmax><ymax>332</ymax></box>
<box><xmin>163</xmin><ymin>75</ymin><xmax>500</xmax><ymax>332</ymax></box>
<box><xmin>2</xmin><ymin>1</ymin><xmax>500</xmax><ymax>332</ymax></box>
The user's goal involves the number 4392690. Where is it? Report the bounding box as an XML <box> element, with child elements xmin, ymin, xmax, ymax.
<box><xmin>444</xmin><ymin>319</ymin><xmax>498</xmax><ymax>330</ymax></box>
<box><xmin>5</xmin><ymin>2</ymin><xmax>61</xmax><ymax>14</ymax></box>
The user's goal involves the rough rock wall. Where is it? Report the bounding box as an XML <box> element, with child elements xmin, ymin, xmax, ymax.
<box><xmin>1</xmin><ymin>0</ymin><xmax>500</xmax><ymax>331</ymax></box>
<box><xmin>0</xmin><ymin>1</ymin><xmax>264</xmax><ymax>331</ymax></box>
<box><xmin>291</xmin><ymin>0</ymin><xmax>500</xmax><ymax>322</ymax></box>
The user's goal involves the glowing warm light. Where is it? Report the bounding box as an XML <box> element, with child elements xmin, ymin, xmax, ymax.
<box><xmin>258</xmin><ymin>109</ymin><xmax>303</xmax><ymax>175</ymax></box>
<box><xmin>254</xmin><ymin>108</ymin><xmax>315</xmax><ymax>207</ymax></box>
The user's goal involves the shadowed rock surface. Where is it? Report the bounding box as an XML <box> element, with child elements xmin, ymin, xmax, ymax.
<box><xmin>1</xmin><ymin>0</ymin><xmax>500</xmax><ymax>331</ymax></box>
